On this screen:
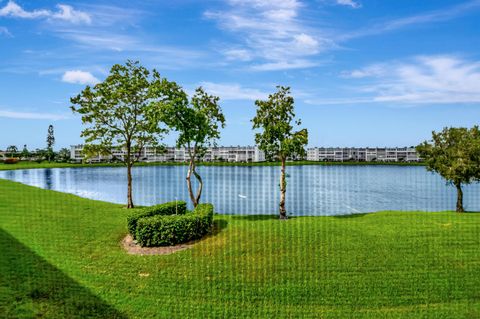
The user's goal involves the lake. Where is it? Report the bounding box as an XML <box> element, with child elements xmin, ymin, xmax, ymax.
<box><xmin>1</xmin><ymin>165</ymin><xmax>479</xmax><ymax>215</ymax></box>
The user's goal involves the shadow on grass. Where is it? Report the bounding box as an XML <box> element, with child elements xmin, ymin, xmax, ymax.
<box><xmin>334</xmin><ymin>213</ymin><xmax>369</xmax><ymax>219</ymax></box>
<box><xmin>212</xmin><ymin>219</ymin><xmax>228</xmax><ymax>235</ymax></box>
<box><xmin>0</xmin><ymin>228</ymin><xmax>126</xmax><ymax>319</ymax></box>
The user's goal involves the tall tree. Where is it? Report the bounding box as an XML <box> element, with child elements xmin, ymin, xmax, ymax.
<box><xmin>417</xmin><ymin>126</ymin><xmax>480</xmax><ymax>213</ymax></box>
<box><xmin>252</xmin><ymin>86</ymin><xmax>308</xmax><ymax>219</ymax></box>
<box><xmin>46</xmin><ymin>125</ymin><xmax>55</xmax><ymax>162</ymax></box>
<box><xmin>71</xmin><ymin>60</ymin><xmax>167</xmax><ymax>208</ymax></box>
<box><xmin>21</xmin><ymin>144</ymin><xmax>30</xmax><ymax>159</ymax></box>
<box><xmin>156</xmin><ymin>84</ymin><xmax>225</xmax><ymax>207</ymax></box>
<box><xmin>6</xmin><ymin>145</ymin><xmax>18</xmax><ymax>158</ymax></box>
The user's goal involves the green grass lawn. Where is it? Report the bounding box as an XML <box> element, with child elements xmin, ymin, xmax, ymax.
<box><xmin>0</xmin><ymin>179</ymin><xmax>479</xmax><ymax>318</ymax></box>
<box><xmin>0</xmin><ymin>160</ymin><xmax>424</xmax><ymax>171</ymax></box>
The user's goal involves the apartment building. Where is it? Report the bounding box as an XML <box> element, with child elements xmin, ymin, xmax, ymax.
<box><xmin>306</xmin><ymin>147</ymin><xmax>420</xmax><ymax>162</ymax></box>
<box><xmin>71</xmin><ymin>145</ymin><xmax>420</xmax><ymax>163</ymax></box>
<box><xmin>70</xmin><ymin>145</ymin><xmax>265</xmax><ymax>163</ymax></box>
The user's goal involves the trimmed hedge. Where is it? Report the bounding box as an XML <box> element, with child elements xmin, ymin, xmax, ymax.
<box><xmin>127</xmin><ymin>201</ymin><xmax>186</xmax><ymax>239</ymax></box>
<box><xmin>135</xmin><ymin>203</ymin><xmax>214</xmax><ymax>247</ymax></box>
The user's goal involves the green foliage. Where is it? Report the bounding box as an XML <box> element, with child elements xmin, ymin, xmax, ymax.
<box><xmin>417</xmin><ymin>126</ymin><xmax>480</xmax><ymax>186</ymax></box>
<box><xmin>252</xmin><ymin>86</ymin><xmax>308</xmax><ymax>161</ymax></box>
<box><xmin>21</xmin><ymin>144</ymin><xmax>30</xmax><ymax>159</ymax></box>
<box><xmin>152</xmin><ymin>84</ymin><xmax>225</xmax><ymax>206</ymax></box>
<box><xmin>70</xmin><ymin>60</ymin><xmax>167</xmax><ymax>164</ymax></box>
<box><xmin>70</xmin><ymin>60</ymin><xmax>171</xmax><ymax>207</ymax></box>
<box><xmin>126</xmin><ymin>201</ymin><xmax>187</xmax><ymax>238</ymax></box>
<box><xmin>252</xmin><ymin>86</ymin><xmax>308</xmax><ymax>218</ymax></box>
<box><xmin>5</xmin><ymin>145</ymin><xmax>18</xmax><ymax>157</ymax></box>
<box><xmin>46</xmin><ymin>125</ymin><xmax>55</xmax><ymax>162</ymax></box>
<box><xmin>56</xmin><ymin>148</ymin><xmax>71</xmax><ymax>162</ymax></box>
<box><xmin>135</xmin><ymin>203</ymin><xmax>214</xmax><ymax>247</ymax></box>
<box><xmin>417</xmin><ymin>126</ymin><xmax>480</xmax><ymax>212</ymax></box>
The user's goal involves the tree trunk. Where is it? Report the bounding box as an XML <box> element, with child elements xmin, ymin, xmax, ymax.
<box><xmin>127</xmin><ymin>163</ymin><xmax>134</xmax><ymax>208</ymax></box>
<box><xmin>279</xmin><ymin>157</ymin><xmax>287</xmax><ymax>220</ymax></box>
<box><xmin>186</xmin><ymin>159</ymin><xmax>198</xmax><ymax>207</ymax></box>
<box><xmin>193</xmin><ymin>169</ymin><xmax>203</xmax><ymax>205</ymax></box>
<box><xmin>455</xmin><ymin>182</ymin><xmax>464</xmax><ymax>213</ymax></box>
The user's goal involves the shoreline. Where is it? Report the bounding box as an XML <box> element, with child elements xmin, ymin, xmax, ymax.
<box><xmin>0</xmin><ymin>160</ymin><xmax>425</xmax><ymax>171</ymax></box>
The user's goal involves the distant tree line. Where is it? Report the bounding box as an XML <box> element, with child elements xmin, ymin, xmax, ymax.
<box><xmin>1</xmin><ymin>125</ymin><xmax>71</xmax><ymax>163</ymax></box>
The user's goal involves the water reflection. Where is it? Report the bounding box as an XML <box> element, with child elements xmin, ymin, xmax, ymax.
<box><xmin>1</xmin><ymin>165</ymin><xmax>479</xmax><ymax>215</ymax></box>
<box><xmin>44</xmin><ymin>168</ymin><xmax>53</xmax><ymax>190</ymax></box>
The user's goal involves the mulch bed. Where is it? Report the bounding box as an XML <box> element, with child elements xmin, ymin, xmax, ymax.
<box><xmin>122</xmin><ymin>234</ymin><xmax>194</xmax><ymax>255</ymax></box>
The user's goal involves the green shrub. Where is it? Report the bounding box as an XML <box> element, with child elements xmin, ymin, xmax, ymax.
<box><xmin>135</xmin><ymin>203</ymin><xmax>214</xmax><ymax>247</ymax></box>
<box><xmin>127</xmin><ymin>201</ymin><xmax>186</xmax><ymax>238</ymax></box>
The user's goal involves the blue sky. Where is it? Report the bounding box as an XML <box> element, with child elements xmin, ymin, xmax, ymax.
<box><xmin>1</xmin><ymin>0</ymin><xmax>480</xmax><ymax>150</ymax></box>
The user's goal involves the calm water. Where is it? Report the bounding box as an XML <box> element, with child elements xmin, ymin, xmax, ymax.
<box><xmin>1</xmin><ymin>165</ymin><xmax>479</xmax><ymax>215</ymax></box>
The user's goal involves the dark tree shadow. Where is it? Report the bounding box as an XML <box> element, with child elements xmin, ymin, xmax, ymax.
<box><xmin>0</xmin><ymin>229</ymin><xmax>127</xmax><ymax>319</ymax></box>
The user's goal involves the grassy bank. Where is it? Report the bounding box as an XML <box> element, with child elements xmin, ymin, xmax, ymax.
<box><xmin>0</xmin><ymin>160</ymin><xmax>424</xmax><ymax>171</ymax></box>
<box><xmin>0</xmin><ymin>179</ymin><xmax>478</xmax><ymax>318</ymax></box>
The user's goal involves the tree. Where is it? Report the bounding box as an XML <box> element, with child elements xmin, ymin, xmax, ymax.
<box><xmin>417</xmin><ymin>126</ymin><xmax>480</xmax><ymax>213</ymax></box>
<box><xmin>156</xmin><ymin>84</ymin><xmax>225</xmax><ymax>207</ymax></box>
<box><xmin>21</xmin><ymin>144</ymin><xmax>30</xmax><ymax>159</ymax></box>
<box><xmin>56</xmin><ymin>148</ymin><xmax>71</xmax><ymax>162</ymax></box>
<box><xmin>33</xmin><ymin>149</ymin><xmax>47</xmax><ymax>163</ymax></box>
<box><xmin>71</xmin><ymin>60</ymin><xmax>167</xmax><ymax>208</ymax></box>
<box><xmin>46</xmin><ymin>125</ymin><xmax>55</xmax><ymax>162</ymax></box>
<box><xmin>6</xmin><ymin>145</ymin><xmax>18</xmax><ymax>158</ymax></box>
<box><xmin>252</xmin><ymin>86</ymin><xmax>308</xmax><ymax>219</ymax></box>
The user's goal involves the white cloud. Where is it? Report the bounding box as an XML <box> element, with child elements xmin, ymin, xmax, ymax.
<box><xmin>294</xmin><ymin>33</ymin><xmax>319</xmax><ymax>51</ymax></box>
<box><xmin>0</xmin><ymin>109</ymin><xmax>69</xmax><ymax>120</ymax></box>
<box><xmin>0</xmin><ymin>1</ymin><xmax>49</xmax><ymax>18</ymax></box>
<box><xmin>250</xmin><ymin>59</ymin><xmax>319</xmax><ymax>71</ymax></box>
<box><xmin>51</xmin><ymin>4</ymin><xmax>91</xmax><ymax>24</ymax></box>
<box><xmin>205</xmin><ymin>0</ymin><xmax>329</xmax><ymax>71</ymax></box>
<box><xmin>340</xmin><ymin>64</ymin><xmax>387</xmax><ymax>78</ymax></box>
<box><xmin>335</xmin><ymin>56</ymin><xmax>480</xmax><ymax>105</ymax></box>
<box><xmin>223</xmin><ymin>49</ymin><xmax>253</xmax><ymax>62</ymax></box>
<box><xmin>0</xmin><ymin>26</ymin><xmax>12</xmax><ymax>37</ymax></box>
<box><xmin>62</xmin><ymin>70</ymin><xmax>99</xmax><ymax>85</ymax></box>
<box><xmin>342</xmin><ymin>0</ymin><xmax>480</xmax><ymax>40</ymax></box>
<box><xmin>336</xmin><ymin>0</ymin><xmax>361</xmax><ymax>9</ymax></box>
<box><xmin>200</xmin><ymin>82</ymin><xmax>268</xmax><ymax>100</ymax></box>
<box><xmin>0</xmin><ymin>1</ymin><xmax>91</xmax><ymax>24</ymax></box>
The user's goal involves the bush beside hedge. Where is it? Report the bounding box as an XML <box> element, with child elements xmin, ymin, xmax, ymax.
<box><xmin>127</xmin><ymin>201</ymin><xmax>186</xmax><ymax>239</ymax></box>
<box><xmin>3</xmin><ymin>158</ymin><xmax>20</xmax><ymax>164</ymax></box>
<box><xmin>134</xmin><ymin>203</ymin><xmax>214</xmax><ymax>247</ymax></box>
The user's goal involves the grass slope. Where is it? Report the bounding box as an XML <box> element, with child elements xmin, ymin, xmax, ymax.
<box><xmin>0</xmin><ymin>179</ymin><xmax>479</xmax><ymax>318</ymax></box>
<box><xmin>0</xmin><ymin>160</ymin><xmax>424</xmax><ymax>171</ymax></box>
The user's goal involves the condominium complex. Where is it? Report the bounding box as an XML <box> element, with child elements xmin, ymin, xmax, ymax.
<box><xmin>70</xmin><ymin>145</ymin><xmax>265</xmax><ymax>163</ymax></box>
<box><xmin>306</xmin><ymin>147</ymin><xmax>420</xmax><ymax>162</ymax></box>
<box><xmin>70</xmin><ymin>145</ymin><xmax>420</xmax><ymax>163</ymax></box>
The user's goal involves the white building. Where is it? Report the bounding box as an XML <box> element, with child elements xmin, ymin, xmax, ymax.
<box><xmin>70</xmin><ymin>145</ymin><xmax>420</xmax><ymax>163</ymax></box>
<box><xmin>70</xmin><ymin>145</ymin><xmax>266</xmax><ymax>163</ymax></box>
<box><xmin>306</xmin><ymin>147</ymin><xmax>420</xmax><ymax>162</ymax></box>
